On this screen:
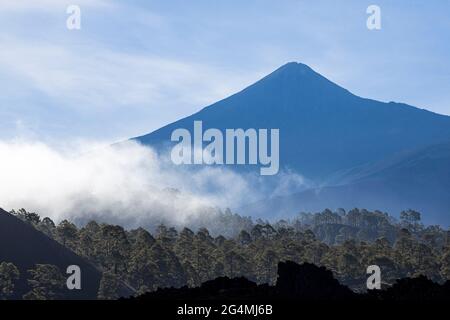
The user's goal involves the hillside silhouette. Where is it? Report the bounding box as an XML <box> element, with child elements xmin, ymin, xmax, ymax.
<box><xmin>0</xmin><ymin>208</ymin><xmax>102</xmax><ymax>299</ymax></box>
<box><xmin>131</xmin><ymin>260</ymin><xmax>450</xmax><ymax>302</ymax></box>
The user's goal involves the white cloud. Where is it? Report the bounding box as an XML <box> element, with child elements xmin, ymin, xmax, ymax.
<box><xmin>0</xmin><ymin>140</ymin><xmax>255</xmax><ymax>227</ymax></box>
<box><xmin>0</xmin><ymin>35</ymin><xmax>256</xmax><ymax>117</ymax></box>
<box><xmin>0</xmin><ymin>139</ymin><xmax>309</xmax><ymax>227</ymax></box>
<box><xmin>0</xmin><ymin>1</ymin><xmax>260</xmax><ymax>142</ymax></box>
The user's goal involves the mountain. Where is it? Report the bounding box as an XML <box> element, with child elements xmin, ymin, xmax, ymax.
<box><xmin>132</xmin><ymin>62</ymin><xmax>450</xmax><ymax>224</ymax></box>
<box><xmin>242</xmin><ymin>142</ymin><xmax>450</xmax><ymax>224</ymax></box>
<box><xmin>134</xmin><ymin>62</ymin><xmax>450</xmax><ymax>180</ymax></box>
<box><xmin>0</xmin><ymin>208</ymin><xmax>101</xmax><ymax>299</ymax></box>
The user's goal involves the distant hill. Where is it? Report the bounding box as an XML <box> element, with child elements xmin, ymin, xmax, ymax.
<box><xmin>0</xmin><ymin>208</ymin><xmax>101</xmax><ymax>299</ymax></box>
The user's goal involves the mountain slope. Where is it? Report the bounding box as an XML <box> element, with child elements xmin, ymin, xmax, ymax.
<box><xmin>241</xmin><ymin>142</ymin><xmax>450</xmax><ymax>224</ymax></box>
<box><xmin>134</xmin><ymin>62</ymin><xmax>450</xmax><ymax>180</ymax></box>
<box><xmin>0</xmin><ymin>208</ymin><xmax>102</xmax><ymax>299</ymax></box>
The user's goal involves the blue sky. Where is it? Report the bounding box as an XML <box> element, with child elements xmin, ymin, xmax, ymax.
<box><xmin>1</xmin><ymin>0</ymin><xmax>449</xmax><ymax>143</ymax></box>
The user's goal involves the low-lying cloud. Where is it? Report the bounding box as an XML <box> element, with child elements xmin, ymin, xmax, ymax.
<box><xmin>0</xmin><ymin>140</ymin><xmax>308</xmax><ymax>228</ymax></box>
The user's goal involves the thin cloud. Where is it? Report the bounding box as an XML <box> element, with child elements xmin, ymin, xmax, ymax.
<box><xmin>0</xmin><ymin>38</ymin><xmax>246</xmax><ymax>110</ymax></box>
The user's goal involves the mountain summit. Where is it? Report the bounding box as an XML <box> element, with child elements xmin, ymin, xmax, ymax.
<box><xmin>251</xmin><ymin>61</ymin><xmax>351</xmax><ymax>101</ymax></box>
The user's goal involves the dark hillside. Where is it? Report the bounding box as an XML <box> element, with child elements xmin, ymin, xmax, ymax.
<box><xmin>0</xmin><ymin>208</ymin><xmax>101</xmax><ymax>299</ymax></box>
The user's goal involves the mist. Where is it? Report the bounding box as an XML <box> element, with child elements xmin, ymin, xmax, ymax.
<box><xmin>0</xmin><ymin>139</ymin><xmax>308</xmax><ymax>229</ymax></box>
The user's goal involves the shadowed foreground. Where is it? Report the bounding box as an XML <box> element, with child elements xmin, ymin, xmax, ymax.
<box><xmin>130</xmin><ymin>261</ymin><xmax>450</xmax><ymax>301</ymax></box>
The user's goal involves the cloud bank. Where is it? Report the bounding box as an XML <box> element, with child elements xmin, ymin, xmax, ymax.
<box><xmin>0</xmin><ymin>140</ymin><xmax>307</xmax><ymax>228</ymax></box>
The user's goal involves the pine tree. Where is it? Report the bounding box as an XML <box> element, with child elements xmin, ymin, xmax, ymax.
<box><xmin>0</xmin><ymin>262</ymin><xmax>20</xmax><ymax>299</ymax></box>
<box><xmin>23</xmin><ymin>264</ymin><xmax>65</xmax><ymax>300</ymax></box>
